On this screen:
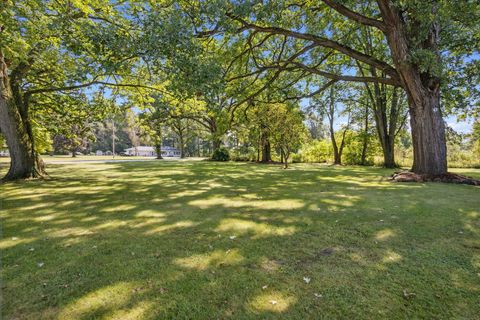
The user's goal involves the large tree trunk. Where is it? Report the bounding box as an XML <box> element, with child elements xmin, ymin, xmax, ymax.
<box><xmin>408</xmin><ymin>91</ymin><xmax>447</xmax><ymax>175</ymax></box>
<box><xmin>261</xmin><ymin>139</ymin><xmax>271</xmax><ymax>162</ymax></box>
<box><xmin>380</xmin><ymin>2</ymin><xmax>448</xmax><ymax>175</ymax></box>
<box><xmin>260</xmin><ymin>128</ymin><xmax>272</xmax><ymax>162</ymax></box>
<box><xmin>0</xmin><ymin>98</ymin><xmax>42</xmax><ymax>180</ymax></box>
<box><xmin>382</xmin><ymin>140</ymin><xmax>395</xmax><ymax>168</ymax></box>
<box><xmin>0</xmin><ymin>56</ymin><xmax>43</xmax><ymax>181</ymax></box>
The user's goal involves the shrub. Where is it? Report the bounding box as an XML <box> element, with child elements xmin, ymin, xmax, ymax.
<box><xmin>299</xmin><ymin>140</ymin><xmax>332</xmax><ymax>163</ymax></box>
<box><xmin>342</xmin><ymin>131</ymin><xmax>377</xmax><ymax>165</ymax></box>
<box><xmin>291</xmin><ymin>153</ymin><xmax>302</xmax><ymax>163</ymax></box>
<box><xmin>211</xmin><ymin>147</ymin><xmax>230</xmax><ymax>161</ymax></box>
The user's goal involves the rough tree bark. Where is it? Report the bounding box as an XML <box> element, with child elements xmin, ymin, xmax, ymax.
<box><xmin>259</xmin><ymin>123</ymin><xmax>272</xmax><ymax>162</ymax></box>
<box><xmin>378</xmin><ymin>1</ymin><xmax>447</xmax><ymax>175</ymax></box>
<box><xmin>0</xmin><ymin>51</ymin><xmax>44</xmax><ymax>181</ymax></box>
<box><xmin>261</xmin><ymin>139</ymin><xmax>272</xmax><ymax>162</ymax></box>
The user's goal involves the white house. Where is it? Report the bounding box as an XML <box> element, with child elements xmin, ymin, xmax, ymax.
<box><xmin>124</xmin><ymin>146</ymin><xmax>181</xmax><ymax>157</ymax></box>
<box><xmin>0</xmin><ymin>149</ymin><xmax>9</xmax><ymax>157</ymax></box>
<box><xmin>124</xmin><ymin>146</ymin><xmax>156</xmax><ymax>156</ymax></box>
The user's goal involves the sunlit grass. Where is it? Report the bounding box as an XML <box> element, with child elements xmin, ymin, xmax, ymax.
<box><xmin>1</xmin><ymin>161</ymin><xmax>479</xmax><ymax>319</ymax></box>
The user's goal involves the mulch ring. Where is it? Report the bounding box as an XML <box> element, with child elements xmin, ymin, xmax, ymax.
<box><xmin>391</xmin><ymin>171</ymin><xmax>480</xmax><ymax>185</ymax></box>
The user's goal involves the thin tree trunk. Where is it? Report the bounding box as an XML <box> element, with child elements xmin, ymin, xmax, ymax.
<box><xmin>179</xmin><ymin>135</ymin><xmax>185</xmax><ymax>158</ymax></box>
<box><xmin>338</xmin><ymin>127</ymin><xmax>348</xmax><ymax>164</ymax></box>
<box><xmin>360</xmin><ymin>103</ymin><xmax>369</xmax><ymax>165</ymax></box>
<box><xmin>154</xmin><ymin>125</ymin><xmax>163</xmax><ymax>159</ymax></box>
<box><xmin>283</xmin><ymin>148</ymin><xmax>289</xmax><ymax>169</ymax></box>
<box><xmin>327</xmin><ymin>85</ymin><xmax>341</xmax><ymax>165</ymax></box>
<box><xmin>331</xmin><ymin>131</ymin><xmax>341</xmax><ymax>165</ymax></box>
<box><xmin>155</xmin><ymin>143</ymin><xmax>163</xmax><ymax>159</ymax></box>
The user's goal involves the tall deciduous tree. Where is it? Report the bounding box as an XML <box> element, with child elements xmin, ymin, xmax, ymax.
<box><xmin>0</xmin><ymin>1</ymin><xmax>145</xmax><ymax>180</ymax></box>
<box><xmin>214</xmin><ymin>0</ymin><xmax>480</xmax><ymax>175</ymax></box>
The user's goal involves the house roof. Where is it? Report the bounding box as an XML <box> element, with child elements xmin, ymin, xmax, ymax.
<box><xmin>125</xmin><ymin>146</ymin><xmax>154</xmax><ymax>151</ymax></box>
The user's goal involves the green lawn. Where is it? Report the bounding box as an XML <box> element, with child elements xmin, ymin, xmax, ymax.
<box><xmin>0</xmin><ymin>155</ymin><xmax>157</xmax><ymax>163</ymax></box>
<box><xmin>1</xmin><ymin>161</ymin><xmax>479</xmax><ymax>319</ymax></box>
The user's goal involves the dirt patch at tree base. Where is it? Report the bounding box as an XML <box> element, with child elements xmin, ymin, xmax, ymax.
<box><xmin>391</xmin><ymin>171</ymin><xmax>480</xmax><ymax>185</ymax></box>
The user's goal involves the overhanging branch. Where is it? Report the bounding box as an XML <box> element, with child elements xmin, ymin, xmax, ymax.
<box><xmin>226</xmin><ymin>13</ymin><xmax>399</xmax><ymax>82</ymax></box>
<box><xmin>322</xmin><ymin>0</ymin><xmax>387</xmax><ymax>32</ymax></box>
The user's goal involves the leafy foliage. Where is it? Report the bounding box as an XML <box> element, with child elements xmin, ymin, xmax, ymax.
<box><xmin>211</xmin><ymin>147</ymin><xmax>230</xmax><ymax>161</ymax></box>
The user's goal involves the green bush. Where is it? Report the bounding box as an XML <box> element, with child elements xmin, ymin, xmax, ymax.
<box><xmin>299</xmin><ymin>140</ymin><xmax>332</xmax><ymax>163</ymax></box>
<box><xmin>342</xmin><ymin>131</ymin><xmax>378</xmax><ymax>165</ymax></box>
<box><xmin>447</xmin><ymin>143</ymin><xmax>480</xmax><ymax>168</ymax></box>
<box><xmin>211</xmin><ymin>147</ymin><xmax>230</xmax><ymax>161</ymax></box>
<box><xmin>291</xmin><ymin>153</ymin><xmax>302</xmax><ymax>163</ymax></box>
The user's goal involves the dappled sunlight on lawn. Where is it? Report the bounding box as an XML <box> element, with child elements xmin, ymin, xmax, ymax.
<box><xmin>216</xmin><ymin>218</ymin><xmax>296</xmax><ymax>238</ymax></box>
<box><xmin>174</xmin><ymin>249</ymin><xmax>244</xmax><ymax>270</ymax></box>
<box><xmin>188</xmin><ymin>196</ymin><xmax>305</xmax><ymax>210</ymax></box>
<box><xmin>58</xmin><ymin>282</ymin><xmax>154</xmax><ymax>320</ymax></box>
<box><xmin>375</xmin><ymin>228</ymin><xmax>397</xmax><ymax>241</ymax></box>
<box><xmin>0</xmin><ymin>236</ymin><xmax>37</xmax><ymax>249</ymax></box>
<box><xmin>248</xmin><ymin>291</ymin><xmax>297</xmax><ymax>313</ymax></box>
<box><xmin>1</xmin><ymin>161</ymin><xmax>479</xmax><ymax>319</ymax></box>
<box><xmin>381</xmin><ymin>250</ymin><xmax>402</xmax><ymax>264</ymax></box>
<box><xmin>144</xmin><ymin>220</ymin><xmax>198</xmax><ymax>235</ymax></box>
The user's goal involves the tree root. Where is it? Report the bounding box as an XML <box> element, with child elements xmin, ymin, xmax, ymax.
<box><xmin>391</xmin><ymin>171</ymin><xmax>480</xmax><ymax>185</ymax></box>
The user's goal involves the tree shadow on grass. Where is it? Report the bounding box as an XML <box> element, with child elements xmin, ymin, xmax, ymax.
<box><xmin>1</xmin><ymin>161</ymin><xmax>479</xmax><ymax>319</ymax></box>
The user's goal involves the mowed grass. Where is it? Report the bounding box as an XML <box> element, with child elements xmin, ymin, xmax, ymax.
<box><xmin>1</xmin><ymin>160</ymin><xmax>479</xmax><ymax>319</ymax></box>
<box><xmin>0</xmin><ymin>155</ymin><xmax>157</xmax><ymax>163</ymax></box>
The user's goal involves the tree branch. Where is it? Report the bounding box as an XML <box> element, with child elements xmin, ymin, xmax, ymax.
<box><xmin>322</xmin><ymin>0</ymin><xmax>387</xmax><ymax>32</ymax></box>
<box><xmin>287</xmin><ymin>61</ymin><xmax>398</xmax><ymax>85</ymax></box>
<box><xmin>227</xmin><ymin>13</ymin><xmax>399</xmax><ymax>82</ymax></box>
<box><xmin>25</xmin><ymin>80</ymin><xmax>167</xmax><ymax>96</ymax></box>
